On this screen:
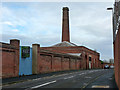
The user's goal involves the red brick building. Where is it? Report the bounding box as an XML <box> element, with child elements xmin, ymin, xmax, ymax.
<box><xmin>32</xmin><ymin>44</ymin><xmax>81</xmax><ymax>74</ymax></box>
<box><xmin>113</xmin><ymin>1</ymin><xmax>120</xmax><ymax>89</ymax></box>
<box><xmin>41</xmin><ymin>7</ymin><xmax>101</xmax><ymax>70</ymax></box>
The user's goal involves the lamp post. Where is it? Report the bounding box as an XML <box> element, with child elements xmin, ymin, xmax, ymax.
<box><xmin>107</xmin><ymin>7</ymin><xmax>115</xmax><ymax>43</ymax></box>
<box><xmin>107</xmin><ymin>7</ymin><xmax>113</xmax><ymax>16</ymax></box>
<box><xmin>107</xmin><ymin>7</ymin><xmax>113</xmax><ymax>10</ymax></box>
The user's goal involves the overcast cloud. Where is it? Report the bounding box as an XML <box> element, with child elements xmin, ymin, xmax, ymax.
<box><xmin>1</xmin><ymin>2</ymin><xmax>114</xmax><ymax>61</ymax></box>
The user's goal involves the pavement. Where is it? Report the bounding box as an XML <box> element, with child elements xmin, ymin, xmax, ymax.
<box><xmin>1</xmin><ymin>69</ymin><xmax>118</xmax><ymax>89</ymax></box>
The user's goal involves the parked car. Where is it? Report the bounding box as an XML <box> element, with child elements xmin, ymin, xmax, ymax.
<box><xmin>110</xmin><ymin>65</ymin><xmax>114</xmax><ymax>69</ymax></box>
<box><xmin>104</xmin><ymin>65</ymin><xmax>109</xmax><ymax>69</ymax></box>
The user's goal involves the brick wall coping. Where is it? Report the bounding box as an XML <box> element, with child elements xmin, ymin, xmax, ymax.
<box><xmin>0</xmin><ymin>42</ymin><xmax>17</xmax><ymax>49</ymax></box>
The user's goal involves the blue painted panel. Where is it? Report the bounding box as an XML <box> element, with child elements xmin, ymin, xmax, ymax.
<box><xmin>19</xmin><ymin>46</ymin><xmax>32</xmax><ymax>76</ymax></box>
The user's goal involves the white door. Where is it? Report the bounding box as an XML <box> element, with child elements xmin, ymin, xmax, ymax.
<box><xmin>89</xmin><ymin>61</ymin><xmax>91</xmax><ymax>69</ymax></box>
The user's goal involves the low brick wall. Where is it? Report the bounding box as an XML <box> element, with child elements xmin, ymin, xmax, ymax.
<box><xmin>114</xmin><ymin>26</ymin><xmax>120</xmax><ymax>89</ymax></box>
<box><xmin>1</xmin><ymin>40</ymin><xmax>102</xmax><ymax>79</ymax></box>
<box><xmin>32</xmin><ymin>44</ymin><xmax>81</xmax><ymax>74</ymax></box>
<box><xmin>0</xmin><ymin>39</ymin><xmax>20</xmax><ymax>78</ymax></box>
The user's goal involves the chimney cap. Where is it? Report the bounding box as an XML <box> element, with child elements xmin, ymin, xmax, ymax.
<box><xmin>63</xmin><ymin>7</ymin><xmax>69</xmax><ymax>11</ymax></box>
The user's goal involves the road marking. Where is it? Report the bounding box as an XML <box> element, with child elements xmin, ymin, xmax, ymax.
<box><xmin>78</xmin><ymin>73</ymin><xmax>85</xmax><ymax>75</ymax></box>
<box><xmin>83</xmin><ymin>83</ymin><xmax>88</xmax><ymax>85</ymax></box>
<box><xmin>79</xmin><ymin>73</ymin><xmax>85</xmax><ymax>75</ymax></box>
<box><xmin>64</xmin><ymin>76</ymin><xmax>74</xmax><ymax>79</ymax></box>
<box><xmin>85</xmin><ymin>77</ymin><xmax>92</xmax><ymax>79</ymax></box>
<box><xmin>31</xmin><ymin>80</ymin><xmax>56</xmax><ymax>89</ymax></box>
<box><xmin>33</xmin><ymin>78</ymin><xmax>41</xmax><ymax>81</ymax></box>
<box><xmin>82</xmin><ymin>72</ymin><xmax>106</xmax><ymax>88</ymax></box>
<box><xmin>109</xmin><ymin>78</ymin><xmax>112</xmax><ymax>80</ymax></box>
<box><xmin>89</xmin><ymin>71</ymin><xmax>94</xmax><ymax>73</ymax></box>
<box><xmin>92</xmin><ymin>85</ymin><xmax>110</xmax><ymax>88</ymax></box>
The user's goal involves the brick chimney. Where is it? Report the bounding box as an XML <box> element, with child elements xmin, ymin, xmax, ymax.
<box><xmin>62</xmin><ymin>7</ymin><xmax>70</xmax><ymax>42</ymax></box>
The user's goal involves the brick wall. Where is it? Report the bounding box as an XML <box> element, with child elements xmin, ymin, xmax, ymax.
<box><xmin>1</xmin><ymin>40</ymin><xmax>101</xmax><ymax>79</ymax></box>
<box><xmin>70</xmin><ymin>58</ymin><xmax>76</xmax><ymax>70</ymax></box>
<box><xmin>41</xmin><ymin>46</ymin><xmax>100</xmax><ymax>70</ymax></box>
<box><xmin>38</xmin><ymin>55</ymin><xmax>52</xmax><ymax>73</ymax></box>
<box><xmin>81</xmin><ymin>54</ymin><xmax>87</xmax><ymax>69</ymax></box>
<box><xmin>32</xmin><ymin>44</ymin><xmax>81</xmax><ymax>74</ymax></box>
<box><xmin>76</xmin><ymin>60</ymin><xmax>81</xmax><ymax>70</ymax></box>
<box><xmin>0</xmin><ymin>39</ymin><xmax>20</xmax><ymax>78</ymax></box>
<box><xmin>52</xmin><ymin>56</ymin><xmax>62</xmax><ymax>72</ymax></box>
<box><xmin>114</xmin><ymin>26</ymin><xmax>120</xmax><ymax>89</ymax></box>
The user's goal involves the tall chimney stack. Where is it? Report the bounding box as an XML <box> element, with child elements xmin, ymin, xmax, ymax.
<box><xmin>62</xmin><ymin>7</ymin><xmax>70</xmax><ymax>42</ymax></box>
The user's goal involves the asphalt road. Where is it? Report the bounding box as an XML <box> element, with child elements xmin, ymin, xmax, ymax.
<box><xmin>2</xmin><ymin>69</ymin><xmax>117</xmax><ymax>89</ymax></box>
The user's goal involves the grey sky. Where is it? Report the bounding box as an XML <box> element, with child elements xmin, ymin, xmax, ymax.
<box><xmin>1</xmin><ymin>2</ymin><xmax>114</xmax><ymax>61</ymax></box>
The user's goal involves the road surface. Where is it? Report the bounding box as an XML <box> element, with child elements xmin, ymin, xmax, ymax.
<box><xmin>2</xmin><ymin>69</ymin><xmax>117</xmax><ymax>89</ymax></box>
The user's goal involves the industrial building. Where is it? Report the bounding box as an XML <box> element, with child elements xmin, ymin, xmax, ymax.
<box><xmin>0</xmin><ymin>7</ymin><xmax>102</xmax><ymax>79</ymax></box>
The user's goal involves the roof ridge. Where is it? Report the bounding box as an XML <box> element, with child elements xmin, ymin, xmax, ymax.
<box><xmin>51</xmin><ymin>41</ymin><xmax>77</xmax><ymax>47</ymax></box>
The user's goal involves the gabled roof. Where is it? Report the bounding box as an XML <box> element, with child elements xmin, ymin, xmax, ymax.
<box><xmin>51</xmin><ymin>41</ymin><xmax>77</xmax><ymax>47</ymax></box>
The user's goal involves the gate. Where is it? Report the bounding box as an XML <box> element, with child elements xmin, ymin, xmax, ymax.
<box><xmin>19</xmin><ymin>46</ymin><xmax>32</xmax><ymax>76</ymax></box>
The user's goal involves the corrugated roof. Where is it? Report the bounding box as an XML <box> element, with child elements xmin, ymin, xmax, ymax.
<box><xmin>51</xmin><ymin>41</ymin><xmax>77</xmax><ymax>47</ymax></box>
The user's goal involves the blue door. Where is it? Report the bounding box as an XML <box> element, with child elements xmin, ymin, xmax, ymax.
<box><xmin>19</xmin><ymin>46</ymin><xmax>32</xmax><ymax>76</ymax></box>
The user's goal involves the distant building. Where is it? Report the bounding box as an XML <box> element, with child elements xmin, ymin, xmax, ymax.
<box><xmin>109</xmin><ymin>59</ymin><xmax>114</xmax><ymax>64</ymax></box>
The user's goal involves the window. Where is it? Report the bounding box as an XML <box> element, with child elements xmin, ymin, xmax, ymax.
<box><xmin>89</xmin><ymin>57</ymin><xmax>91</xmax><ymax>61</ymax></box>
<box><xmin>85</xmin><ymin>55</ymin><xmax>87</xmax><ymax>59</ymax></box>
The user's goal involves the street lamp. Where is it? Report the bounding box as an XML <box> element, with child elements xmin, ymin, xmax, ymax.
<box><xmin>107</xmin><ymin>7</ymin><xmax>113</xmax><ymax>16</ymax></box>
<box><xmin>107</xmin><ymin>7</ymin><xmax>115</xmax><ymax>43</ymax></box>
<box><xmin>107</xmin><ymin>7</ymin><xmax>113</xmax><ymax>10</ymax></box>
